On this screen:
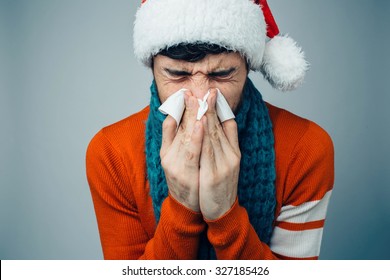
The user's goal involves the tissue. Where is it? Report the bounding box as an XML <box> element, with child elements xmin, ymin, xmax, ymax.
<box><xmin>158</xmin><ymin>88</ymin><xmax>235</xmax><ymax>126</ymax></box>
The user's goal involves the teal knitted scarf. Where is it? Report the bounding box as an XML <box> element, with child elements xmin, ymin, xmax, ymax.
<box><xmin>145</xmin><ymin>78</ymin><xmax>276</xmax><ymax>259</ymax></box>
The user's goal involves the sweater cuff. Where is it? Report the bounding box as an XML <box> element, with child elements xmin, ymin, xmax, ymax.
<box><xmin>160</xmin><ymin>195</ymin><xmax>205</xmax><ymax>235</ymax></box>
<box><xmin>205</xmin><ymin>199</ymin><xmax>249</xmax><ymax>248</ymax></box>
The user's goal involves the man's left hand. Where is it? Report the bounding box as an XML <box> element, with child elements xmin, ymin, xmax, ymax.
<box><xmin>199</xmin><ymin>89</ymin><xmax>241</xmax><ymax>220</ymax></box>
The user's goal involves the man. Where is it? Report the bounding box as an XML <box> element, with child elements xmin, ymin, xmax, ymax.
<box><xmin>86</xmin><ymin>0</ymin><xmax>334</xmax><ymax>260</ymax></box>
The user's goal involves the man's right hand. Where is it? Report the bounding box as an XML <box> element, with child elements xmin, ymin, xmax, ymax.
<box><xmin>160</xmin><ymin>92</ymin><xmax>204</xmax><ymax>212</ymax></box>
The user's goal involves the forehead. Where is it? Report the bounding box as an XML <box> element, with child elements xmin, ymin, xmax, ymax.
<box><xmin>155</xmin><ymin>52</ymin><xmax>245</xmax><ymax>72</ymax></box>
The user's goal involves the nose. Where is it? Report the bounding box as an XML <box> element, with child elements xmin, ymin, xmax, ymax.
<box><xmin>187</xmin><ymin>74</ymin><xmax>210</xmax><ymax>100</ymax></box>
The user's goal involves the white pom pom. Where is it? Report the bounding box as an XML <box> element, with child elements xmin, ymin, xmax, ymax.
<box><xmin>260</xmin><ymin>35</ymin><xmax>309</xmax><ymax>91</ymax></box>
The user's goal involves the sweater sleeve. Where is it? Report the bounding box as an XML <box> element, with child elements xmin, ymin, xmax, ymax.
<box><xmin>206</xmin><ymin>121</ymin><xmax>334</xmax><ymax>260</ymax></box>
<box><xmin>86</xmin><ymin>130</ymin><xmax>205</xmax><ymax>260</ymax></box>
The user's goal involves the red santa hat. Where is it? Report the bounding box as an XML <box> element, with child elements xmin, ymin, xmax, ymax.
<box><xmin>133</xmin><ymin>0</ymin><xmax>309</xmax><ymax>91</ymax></box>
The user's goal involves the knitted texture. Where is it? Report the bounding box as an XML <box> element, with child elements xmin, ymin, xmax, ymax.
<box><xmin>145</xmin><ymin>78</ymin><xmax>276</xmax><ymax>259</ymax></box>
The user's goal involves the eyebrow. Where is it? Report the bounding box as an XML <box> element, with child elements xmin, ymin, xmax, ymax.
<box><xmin>208</xmin><ymin>67</ymin><xmax>237</xmax><ymax>77</ymax></box>
<box><xmin>164</xmin><ymin>67</ymin><xmax>237</xmax><ymax>77</ymax></box>
<box><xmin>164</xmin><ymin>68</ymin><xmax>192</xmax><ymax>76</ymax></box>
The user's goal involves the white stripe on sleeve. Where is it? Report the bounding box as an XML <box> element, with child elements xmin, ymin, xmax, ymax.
<box><xmin>270</xmin><ymin>227</ymin><xmax>323</xmax><ymax>258</ymax></box>
<box><xmin>276</xmin><ymin>190</ymin><xmax>332</xmax><ymax>223</ymax></box>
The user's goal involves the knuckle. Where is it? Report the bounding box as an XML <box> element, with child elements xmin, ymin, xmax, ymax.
<box><xmin>232</xmin><ymin>156</ymin><xmax>241</xmax><ymax>169</ymax></box>
<box><xmin>185</xmin><ymin>150</ymin><xmax>195</xmax><ymax>161</ymax></box>
<box><xmin>180</xmin><ymin>134</ymin><xmax>191</xmax><ymax>145</ymax></box>
<box><xmin>207</xmin><ymin>105</ymin><xmax>216</xmax><ymax>113</ymax></box>
<box><xmin>178</xmin><ymin>122</ymin><xmax>186</xmax><ymax>132</ymax></box>
<box><xmin>219</xmin><ymin>166</ymin><xmax>230</xmax><ymax>177</ymax></box>
<box><xmin>227</xmin><ymin>152</ymin><xmax>241</xmax><ymax>168</ymax></box>
<box><xmin>210</xmin><ymin>128</ymin><xmax>219</xmax><ymax>141</ymax></box>
<box><xmin>206</xmin><ymin>146</ymin><xmax>214</xmax><ymax>159</ymax></box>
<box><xmin>215</xmin><ymin>121</ymin><xmax>222</xmax><ymax>130</ymax></box>
<box><xmin>160</xmin><ymin>156</ymin><xmax>170</xmax><ymax>170</ymax></box>
<box><xmin>167</xmin><ymin>165</ymin><xmax>180</xmax><ymax>180</ymax></box>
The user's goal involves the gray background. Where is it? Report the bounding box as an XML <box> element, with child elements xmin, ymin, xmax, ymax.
<box><xmin>1</xmin><ymin>0</ymin><xmax>389</xmax><ymax>259</ymax></box>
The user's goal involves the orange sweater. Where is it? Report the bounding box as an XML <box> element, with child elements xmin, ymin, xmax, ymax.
<box><xmin>86</xmin><ymin>103</ymin><xmax>334</xmax><ymax>260</ymax></box>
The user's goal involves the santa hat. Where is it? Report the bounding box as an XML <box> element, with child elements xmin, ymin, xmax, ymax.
<box><xmin>133</xmin><ymin>0</ymin><xmax>309</xmax><ymax>91</ymax></box>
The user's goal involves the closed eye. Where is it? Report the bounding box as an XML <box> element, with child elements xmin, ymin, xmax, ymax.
<box><xmin>163</xmin><ymin>67</ymin><xmax>237</xmax><ymax>81</ymax></box>
<box><xmin>164</xmin><ymin>68</ymin><xmax>191</xmax><ymax>78</ymax></box>
<box><xmin>208</xmin><ymin>68</ymin><xmax>237</xmax><ymax>79</ymax></box>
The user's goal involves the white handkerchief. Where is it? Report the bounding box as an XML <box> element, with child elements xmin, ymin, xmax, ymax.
<box><xmin>158</xmin><ymin>88</ymin><xmax>235</xmax><ymax>126</ymax></box>
<box><xmin>158</xmin><ymin>89</ymin><xmax>186</xmax><ymax>125</ymax></box>
<box><xmin>197</xmin><ymin>91</ymin><xmax>210</xmax><ymax>121</ymax></box>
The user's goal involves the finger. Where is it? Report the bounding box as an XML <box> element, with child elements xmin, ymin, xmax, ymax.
<box><xmin>160</xmin><ymin>115</ymin><xmax>177</xmax><ymax>157</ymax></box>
<box><xmin>200</xmin><ymin>116</ymin><xmax>214</xmax><ymax>169</ymax></box>
<box><xmin>185</xmin><ymin>120</ymin><xmax>204</xmax><ymax>168</ymax></box>
<box><xmin>206</xmin><ymin>89</ymin><xmax>238</xmax><ymax>154</ymax></box>
<box><xmin>206</xmin><ymin>88</ymin><xmax>218</xmax><ymax>114</ymax></box>
<box><xmin>177</xmin><ymin>92</ymin><xmax>191</xmax><ymax>131</ymax></box>
<box><xmin>222</xmin><ymin>119</ymin><xmax>240</xmax><ymax>155</ymax></box>
<box><xmin>204</xmin><ymin>90</ymin><xmax>226</xmax><ymax>159</ymax></box>
<box><xmin>205</xmin><ymin>89</ymin><xmax>223</xmax><ymax>133</ymax></box>
<box><xmin>178</xmin><ymin>92</ymin><xmax>198</xmax><ymax>136</ymax></box>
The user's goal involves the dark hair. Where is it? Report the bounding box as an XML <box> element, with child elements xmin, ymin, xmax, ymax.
<box><xmin>158</xmin><ymin>43</ymin><xmax>231</xmax><ymax>62</ymax></box>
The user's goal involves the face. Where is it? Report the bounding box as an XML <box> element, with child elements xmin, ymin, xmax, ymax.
<box><xmin>153</xmin><ymin>52</ymin><xmax>248</xmax><ymax>112</ymax></box>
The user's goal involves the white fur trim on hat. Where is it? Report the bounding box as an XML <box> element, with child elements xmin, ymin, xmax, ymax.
<box><xmin>133</xmin><ymin>0</ymin><xmax>266</xmax><ymax>70</ymax></box>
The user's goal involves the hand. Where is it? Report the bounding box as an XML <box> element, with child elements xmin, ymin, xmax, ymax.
<box><xmin>160</xmin><ymin>92</ymin><xmax>204</xmax><ymax>212</ymax></box>
<box><xmin>199</xmin><ymin>89</ymin><xmax>241</xmax><ymax>220</ymax></box>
